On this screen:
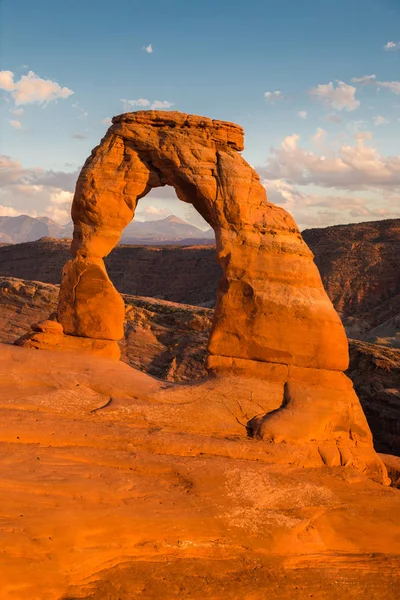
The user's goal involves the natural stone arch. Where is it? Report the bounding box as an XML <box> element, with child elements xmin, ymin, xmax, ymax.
<box><xmin>59</xmin><ymin>111</ymin><xmax>348</xmax><ymax>371</ymax></box>
<box><xmin>47</xmin><ymin>110</ymin><xmax>385</xmax><ymax>482</ymax></box>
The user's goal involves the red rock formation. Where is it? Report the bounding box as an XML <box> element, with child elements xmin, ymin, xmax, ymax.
<box><xmin>21</xmin><ymin>111</ymin><xmax>387</xmax><ymax>482</ymax></box>
<box><xmin>62</xmin><ymin>111</ymin><xmax>347</xmax><ymax>369</ymax></box>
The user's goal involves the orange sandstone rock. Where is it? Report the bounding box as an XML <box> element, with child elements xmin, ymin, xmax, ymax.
<box><xmin>58</xmin><ymin>256</ymin><xmax>125</xmax><ymax>340</ymax></box>
<box><xmin>16</xmin><ymin>328</ymin><xmax>120</xmax><ymax>360</ymax></box>
<box><xmin>31</xmin><ymin>318</ymin><xmax>63</xmax><ymax>334</ymax></box>
<box><xmin>64</xmin><ymin>110</ymin><xmax>347</xmax><ymax>369</ymax></box>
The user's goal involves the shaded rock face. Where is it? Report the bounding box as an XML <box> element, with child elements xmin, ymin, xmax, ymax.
<box><xmin>121</xmin><ymin>296</ymin><xmax>212</xmax><ymax>381</ymax></box>
<box><xmin>0</xmin><ymin>277</ymin><xmax>212</xmax><ymax>381</ymax></box>
<box><xmin>302</xmin><ymin>219</ymin><xmax>400</xmax><ymax>335</ymax></box>
<box><xmin>20</xmin><ymin>111</ymin><xmax>386</xmax><ymax>482</ymax></box>
<box><xmin>106</xmin><ymin>244</ymin><xmax>220</xmax><ymax>307</ymax></box>
<box><xmin>348</xmin><ymin>340</ymin><xmax>400</xmax><ymax>457</ymax></box>
<box><xmin>0</xmin><ymin>277</ymin><xmax>59</xmax><ymax>343</ymax></box>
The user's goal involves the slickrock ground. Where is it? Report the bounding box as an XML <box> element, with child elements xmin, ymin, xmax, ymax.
<box><xmin>1</xmin><ymin>343</ymin><xmax>400</xmax><ymax>599</ymax></box>
<box><xmin>1</xmin><ymin>277</ymin><xmax>399</xmax><ymax>463</ymax></box>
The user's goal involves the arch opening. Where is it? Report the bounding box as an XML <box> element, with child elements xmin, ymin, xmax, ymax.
<box><xmin>106</xmin><ymin>186</ymin><xmax>220</xmax><ymax>382</ymax></box>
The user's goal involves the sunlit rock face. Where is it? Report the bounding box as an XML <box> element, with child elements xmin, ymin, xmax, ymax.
<box><xmin>19</xmin><ymin>110</ymin><xmax>387</xmax><ymax>483</ymax></box>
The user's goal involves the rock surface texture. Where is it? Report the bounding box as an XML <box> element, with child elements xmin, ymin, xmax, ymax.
<box><xmin>22</xmin><ymin>111</ymin><xmax>387</xmax><ymax>482</ymax></box>
<box><xmin>0</xmin><ymin>344</ymin><xmax>399</xmax><ymax>599</ymax></box>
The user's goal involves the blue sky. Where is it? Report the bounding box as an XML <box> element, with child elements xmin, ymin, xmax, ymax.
<box><xmin>1</xmin><ymin>0</ymin><xmax>400</xmax><ymax>229</ymax></box>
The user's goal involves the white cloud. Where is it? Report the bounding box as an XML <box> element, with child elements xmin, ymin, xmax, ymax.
<box><xmin>151</xmin><ymin>100</ymin><xmax>173</xmax><ymax>109</ymax></box>
<box><xmin>71</xmin><ymin>133</ymin><xmax>87</xmax><ymax>139</ymax></box>
<box><xmin>264</xmin><ymin>90</ymin><xmax>283</xmax><ymax>103</ymax></box>
<box><xmin>144</xmin><ymin>44</ymin><xmax>153</xmax><ymax>54</ymax></box>
<box><xmin>377</xmin><ymin>80</ymin><xmax>400</xmax><ymax>95</ymax></box>
<box><xmin>298</xmin><ymin>110</ymin><xmax>307</xmax><ymax>119</ymax></box>
<box><xmin>44</xmin><ymin>189</ymin><xmax>73</xmax><ymax>223</ymax></box>
<box><xmin>374</xmin><ymin>115</ymin><xmax>389</xmax><ymax>126</ymax></box>
<box><xmin>384</xmin><ymin>41</ymin><xmax>400</xmax><ymax>50</ymax></box>
<box><xmin>351</xmin><ymin>74</ymin><xmax>377</xmax><ymax>85</ymax></box>
<box><xmin>260</xmin><ymin>130</ymin><xmax>400</xmax><ymax>191</ymax></box>
<box><xmin>351</xmin><ymin>74</ymin><xmax>400</xmax><ymax>96</ymax></box>
<box><xmin>0</xmin><ymin>70</ymin><xmax>74</xmax><ymax>106</ymax></box>
<box><xmin>324</xmin><ymin>112</ymin><xmax>342</xmax><ymax>123</ymax></box>
<box><xmin>102</xmin><ymin>117</ymin><xmax>112</xmax><ymax>126</ymax></box>
<box><xmin>0</xmin><ymin>204</ymin><xmax>21</xmax><ymax>217</ymax></box>
<box><xmin>312</xmin><ymin>127</ymin><xmax>327</xmax><ymax>150</ymax></box>
<box><xmin>0</xmin><ymin>70</ymin><xmax>15</xmax><ymax>91</ymax></box>
<box><xmin>135</xmin><ymin>205</ymin><xmax>170</xmax><ymax>221</ymax></box>
<box><xmin>134</xmin><ymin>98</ymin><xmax>151</xmax><ymax>106</ymax></box>
<box><xmin>261</xmin><ymin>178</ymin><xmax>400</xmax><ymax>230</ymax></box>
<box><xmin>121</xmin><ymin>98</ymin><xmax>173</xmax><ymax>111</ymax></box>
<box><xmin>309</xmin><ymin>80</ymin><xmax>360</xmax><ymax>111</ymax></box>
<box><xmin>0</xmin><ymin>155</ymin><xmax>78</xmax><ymax>189</ymax></box>
<box><xmin>121</xmin><ymin>98</ymin><xmax>150</xmax><ymax>111</ymax></box>
<box><xmin>0</xmin><ymin>154</ymin><xmax>78</xmax><ymax>223</ymax></box>
<box><xmin>10</xmin><ymin>120</ymin><xmax>22</xmax><ymax>129</ymax></box>
<box><xmin>10</xmin><ymin>107</ymin><xmax>23</xmax><ymax>116</ymax></box>
<box><xmin>48</xmin><ymin>189</ymin><xmax>73</xmax><ymax>206</ymax></box>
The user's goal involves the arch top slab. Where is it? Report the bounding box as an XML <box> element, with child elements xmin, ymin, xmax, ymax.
<box><xmin>111</xmin><ymin>110</ymin><xmax>245</xmax><ymax>151</ymax></box>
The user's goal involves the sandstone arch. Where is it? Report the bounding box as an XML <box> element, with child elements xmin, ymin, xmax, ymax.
<box><xmin>59</xmin><ymin>111</ymin><xmax>349</xmax><ymax>370</ymax></box>
<box><xmin>49</xmin><ymin>111</ymin><xmax>385</xmax><ymax>481</ymax></box>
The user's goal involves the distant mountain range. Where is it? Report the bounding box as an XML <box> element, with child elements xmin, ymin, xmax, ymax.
<box><xmin>0</xmin><ymin>215</ymin><xmax>71</xmax><ymax>244</ymax></box>
<box><xmin>121</xmin><ymin>215</ymin><xmax>214</xmax><ymax>244</ymax></box>
<box><xmin>0</xmin><ymin>214</ymin><xmax>215</xmax><ymax>245</ymax></box>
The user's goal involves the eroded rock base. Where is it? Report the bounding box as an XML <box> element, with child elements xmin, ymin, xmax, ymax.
<box><xmin>15</xmin><ymin>319</ymin><xmax>120</xmax><ymax>360</ymax></box>
<box><xmin>208</xmin><ymin>355</ymin><xmax>389</xmax><ymax>485</ymax></box>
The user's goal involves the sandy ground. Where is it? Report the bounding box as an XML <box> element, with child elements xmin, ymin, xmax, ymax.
<box><xmin>1</xmin><ymin>343</ymin><xmax>400</xmax><ymax>599</ymax></box>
